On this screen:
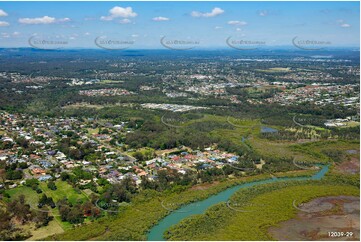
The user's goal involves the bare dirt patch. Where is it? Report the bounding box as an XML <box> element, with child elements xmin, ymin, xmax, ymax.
<box><xmin>335</xmin><ymin>157</ymin><xmax>360</xmax><ymax>175</ymax></box>
<box><xmin>269</xmin><ymin>196</ymin><xmax>360</xmax><ymax>241</ymax></box>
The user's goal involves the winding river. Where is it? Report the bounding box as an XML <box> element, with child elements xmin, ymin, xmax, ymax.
<box><xmin>147</xmin><ymin>165</ymin><xmax>329</xmax><ymax>241</ymax></box>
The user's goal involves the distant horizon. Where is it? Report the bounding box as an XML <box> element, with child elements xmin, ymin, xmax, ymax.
<box><xmin>0</xmin><ymin>46</ymin><xmax>359</xmax><ymax>51</ymax></box>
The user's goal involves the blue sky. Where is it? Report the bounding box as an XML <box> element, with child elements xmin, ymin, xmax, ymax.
<box><xmin>0</xmin><ymin>1</ymin><xmax>359</xmax><ymax>49</ymax></box>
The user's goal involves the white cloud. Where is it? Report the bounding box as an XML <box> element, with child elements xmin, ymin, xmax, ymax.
<box><xmin>19</xmin><ymin>16</ymin><xmax>55</xmax><ymax>24</ymax></box>
<box><xmin>58</xmin><ymin>18</ymin><xmax>71</xmax><ymax>23</ymax></box>
<box><xmin>84</xmin><ymin>17</ymin><xmax>96</xmax><ymax>21</ymax></box>
<box><xmin>18</xmin><ymin>16</ymin><xmax>71</xmax><ymax>25</ymax></box>
<box><xmin>0</xmin><ymin>32</ymin><xmax>19</xmax><ymax>38</ymax></box>
<box><xmin>131</xmin><ymin>34</ymin><xmax>139</xmax><ymax>38</ymax></box>
<box><xmin>110</xmin><ymin>6</ymin><xmax>137</xmax><ymax>17</ymax></box>
<box><xmin>100</xmin><ymin>16</ymin><xmax>112</xmax><ymax>21</ymax></box>
<box><xmin>0</xmin><ymin>9</ymin><xmax>8</xmax><ymax>17</ymax></box>
<box><xmin>0</xmin><ymin>21</ymin><xmax>9</xmax><ymax>27</ymax></box>
<box><xmin>236</xmin><ymin>28</ymin><xmax>242</xmax><ymax>32</ymax></box>
<box><xmin>84</xmin><ymin>32</ymin><xmax>90</xmax><ymax>36</ymax></box>
<box><xmin>228</xmin><ymin>20</ymin><xmax>247</xmax><ymax>26</ymax></box>
<box><xmin>119</xmin><ymin>18</ymin><xmax>131</xmax><ymax>24</ymax></box>
<box><xmin>337</xmin><ymin>19</ymin><xmax>351</xmax><ymax>28</ymax></box>
<box><xmin>214</xmin><ymin>26</ymin><xmax>222</xmax><ymax>29</ymax></box>
<box><xmin>191</xmin><ymin>7</ymin><xmax>224</xmax><ymax>18</ymax></box>
<box><xmin>340</xmin><ymin>23</ymin><xmax>351</xmax><ymax>28</ymax></box>
<box><xmin>258</xmin><ymin>10</ymin><xmax>268</xmax><ymax>16</ymax></box>
<box><xmin>152</xmin><ymin>16</ymin><xmax>170</xmax><ymax>22</ymax></box>
<box><xmin>101</xmin><ymin>6</ymin><xmax>137</xmax><ymax>21</ymax></box>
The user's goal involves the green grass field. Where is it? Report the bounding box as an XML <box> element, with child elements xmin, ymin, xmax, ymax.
<box><xmin>26</xmin><ymin>220</ymin><xmax>64</xmax><ymax>241</ymax></box>
<box><xmin>127</xmin><ymin>147</ymin><xmax>155</xmax><ymax>157</ymax></box>
<box><xmin>6</xmin><ymin>185</ymin><xmax>71</xmax><ymax>239</ymax></box>
<box><xmin>7</xmin><ymin>181</ymin><xmax>87</xmax><ymax>207</ymax></box>
<box><xmin>39</xmin><ymin>181</ymin><xmax>88</xmax><ymax>204</ymax></box>
<box><xmin>7</xmin><ymin>186</ymin><xmax>39</xmax><ymax>205</ymax></box>
<box><xmin>87</xmin><ymin>127</ymin><xmax>99</xmax><ymax>135</ymax></box>
<box><xmin>40</xmin><ymin>181</ymin><xmax>88</xmax><ymax>230</ymax></box>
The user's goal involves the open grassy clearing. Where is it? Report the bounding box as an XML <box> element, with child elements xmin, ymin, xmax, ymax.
<box><xmin>126</xmin><ymin>147</ymin><xmax>155</xmax><ymax>156</ymax></box>
<box><xmin>87</xmin><ymin>127</ymin><xmax>99</xmax><ymax>135</ymax></box>
<box><xmin>39</xmin><ymin>180</ymin><xmax>88</xmax><ymax>204</ymax></box>
<box><xmin>5</xmin><ymin>185</ymin><xmax>72</xmax><ymax>239</ymax></box>
<box><xmin>26</xmin><ymin>220</ymin><xmax>64</xmax><ymax>241</ymax></box>
<box><xmin>7</xmin><ymin>186</ymin><xmax>39</xmax><ymax>205</ymax></box>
